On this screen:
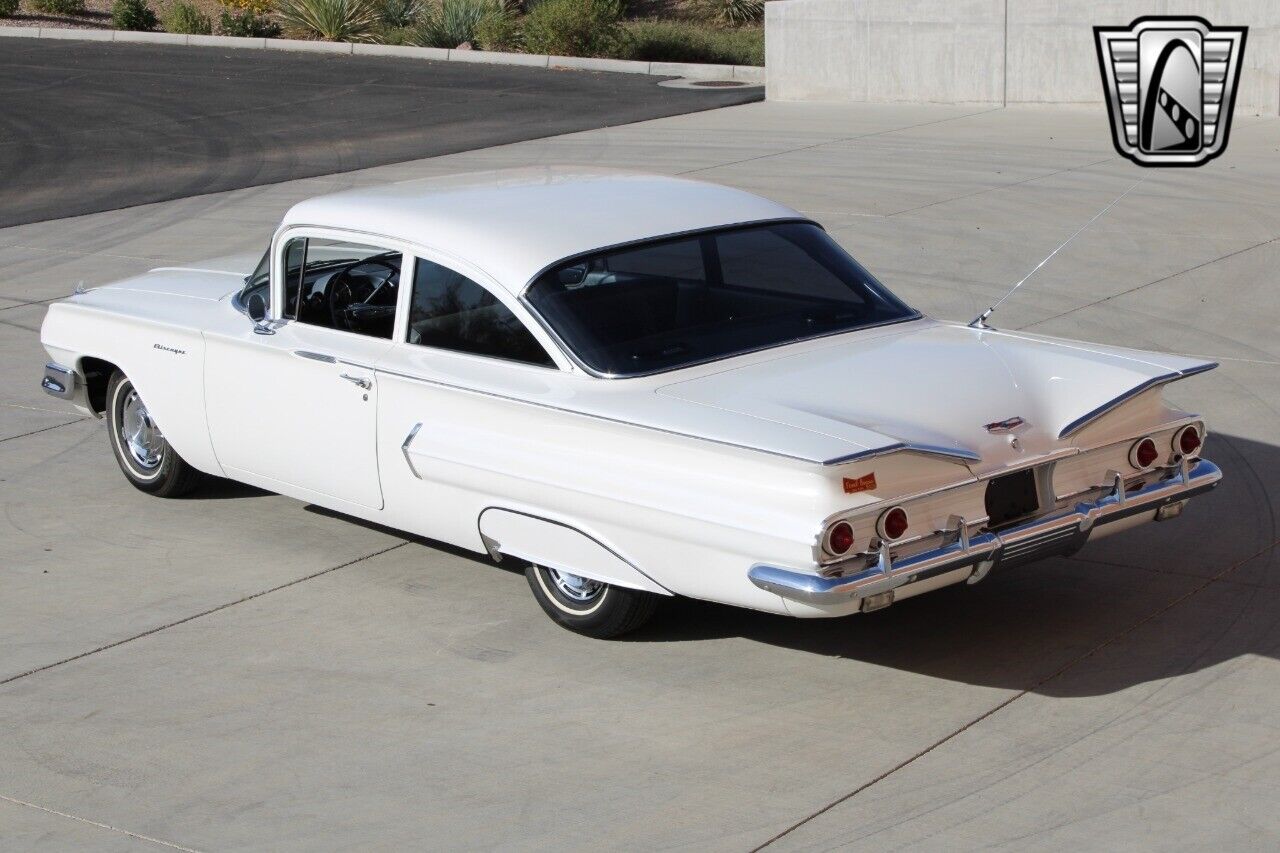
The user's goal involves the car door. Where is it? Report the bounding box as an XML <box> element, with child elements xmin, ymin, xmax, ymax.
<box><xmin>205</xmin><ymin>231</ymin><xmax>412</xmax><ymax>510</ymax></box>
<box><xmin>373</xmin><ymin>252</ymin><xmax>567</xmax><ymax>544</ymax></box>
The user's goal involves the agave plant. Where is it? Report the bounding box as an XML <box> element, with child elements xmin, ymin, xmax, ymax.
<box><xmin>702</xmin><ymin>0</ymin><xmax>763</xmax><ymax>27</ymax></box>
<box><xmin>412</xmin><ymin>0</ymin><xmax>505</xmax><ymax>48</ymax></box>
<box><xmin>378</xmin><ymin>0</ymin><xmax>422</xmax><ymax>28</ymax></box>
<box><xmin>275</xmin><ymin>0</ymin><xmax>384</xmax><ymax>41</ymax></box>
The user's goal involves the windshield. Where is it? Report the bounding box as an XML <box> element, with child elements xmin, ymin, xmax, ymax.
<box><xmin>525</xmin><ymin>221</ymin><xmax>918</xmax><ymax>376</ymax></box>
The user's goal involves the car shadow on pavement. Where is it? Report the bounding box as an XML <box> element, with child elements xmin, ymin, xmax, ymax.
<box><xmin>624</xmin><ymin>432</ymin><xmax>1278</xmax><ymax>699</ymax></box>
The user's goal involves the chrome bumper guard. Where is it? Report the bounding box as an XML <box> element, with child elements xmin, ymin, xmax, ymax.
<box><xmin>41</xmin><ymin>362</ymin><xmax>77</xmax><ymax>400</ymax></box>
<box><xmin>750</xmin><ymin>458</ymin><xmax>1222</xmax><ymax>606</ymax></box>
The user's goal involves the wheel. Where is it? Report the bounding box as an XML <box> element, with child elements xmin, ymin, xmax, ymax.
<box><xmin>105</xmin><ymin>370</ymin><xmax>202</xmax><ymax>497</ymax></box>
<box><xmin>525</xmin><ymin>564</ymin><xmax>658</xmax><ymax>639</ymax></box>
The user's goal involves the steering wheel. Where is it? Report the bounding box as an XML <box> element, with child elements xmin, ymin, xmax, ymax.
<box><xmin>328</xmin><ymin>259</ymin><xmax>398</xmax><ymax>332</ymax></box>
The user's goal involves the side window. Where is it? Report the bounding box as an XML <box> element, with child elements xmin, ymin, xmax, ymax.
<box><xmin>285</xmin><ymin>237</ymin><xmax>402</xmax><ymax>339</ymax></box>
<box><xmin>407</xmin><ymin>257</ymin><xmax>555</xmax><ymax>367</ymax></box>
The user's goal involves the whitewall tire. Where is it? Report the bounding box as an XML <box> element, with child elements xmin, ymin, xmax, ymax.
<box><xmin>106</xmin><ymin>370</ymin><xmax>202</xmax><ymax>497</ymax></box>
<box><xmin>525</xmin><ymin>564</ymin><xmax>658</xmax><ymax>638</ymax></box>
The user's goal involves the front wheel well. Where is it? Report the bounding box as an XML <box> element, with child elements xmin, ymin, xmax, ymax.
<box><xmin>79</xmin><ymin>357</ymin><xmax>119</xmax><ymax>414</ymax></box>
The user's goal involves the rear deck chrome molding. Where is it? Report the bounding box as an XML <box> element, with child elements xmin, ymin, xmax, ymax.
<box><xmin>1057</xmin><ymin>362</ymin><xmax>1219</xmax><ymax>439</ymax></box>
<box><xmin>822</xmin><ymin>441</ymin><xmax>982</xmax><ymax>467</ymax></box>
<box><xmin>750</xmin><ymin>457</ymin><xmax>1221</xmax><ymax>605</ymax></box>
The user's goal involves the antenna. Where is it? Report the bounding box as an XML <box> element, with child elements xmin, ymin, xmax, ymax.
<box><xmin>969</xmin><ymin>175</ymin><xmax>1146</xmax><ymax>329</ymax></box>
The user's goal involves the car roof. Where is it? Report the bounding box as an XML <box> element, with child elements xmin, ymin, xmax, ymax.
<box><xmin>279</xmin><ymin>167</ymin><xmax>805</xmax><ymax>293</ymax></box>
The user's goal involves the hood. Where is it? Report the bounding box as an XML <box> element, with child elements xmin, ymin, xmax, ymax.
<box><xmin>656</xmin><ymin>320</ymin><xmax>1214</xmax><ymax>474</ymax></box>
<box><xmin>87</xmin><ymin>253</ymin><xmax>260</xmax><ymax>303</ymax></box>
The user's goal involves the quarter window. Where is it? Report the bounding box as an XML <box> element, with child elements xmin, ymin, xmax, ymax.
<box><xmin>407</xmin><ymin>257</ymin><xmax>554</xmax><ymax>367</ymax></box>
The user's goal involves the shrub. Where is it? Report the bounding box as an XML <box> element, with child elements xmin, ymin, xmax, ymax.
<box><xmin>378</xmin><ymin>0</ymin><xmax>420</xmax><ymax>27</ymax></box>
<box><xmin>473</xmin><ymin>8</ymin><xmax>518</xmax><ymax>50</ymax></box>
<box><xmin>522</xmin><ymin>0</ymin><xmax>626</xmax><ymax>57</ymax></box>
<box><xmin>30</xmin><ymin>0</ymin><xmax>87</xmax><ymax>15</ymax></box>
<box><xmin>112</xmin><ymin>0</ymin><xmax>158</xmax><ymax>29</ymax></box>
<box><xmin>163</xmin><ymin>1</ymin><xmax>212</xmax><ymax>33</ymax></box>
<box><xmin>411</xmin><ymin>0</ymin><xmax>502</xmax><ymax>48</ymax></box>
<box><xmin>625</xmin><ymin>19</ymin><xmax>762</xmax><ymax>65</ymax></box>
<box><xmin>218</xmin><ymin>7</ymin><xmax>281</xmax><ymax>35</ymax></box>
<box><xmin>275</xmin><ymin>0</ymin><xmax>382</xmax><ymax>40</ymax></box>
<box><xmin>697</xmin><ymin>0</ymin><xmax>761</xmax><ymax>27</ymax></box>
<box><xmin>222</xmin><ymin>0</ymin><xmax>270</xmax><ymax>14</ymax></box>
<box><xmin>0</xmin><ymin>0</ymin><xmax>18</xmax><ymax>16</ymax></box>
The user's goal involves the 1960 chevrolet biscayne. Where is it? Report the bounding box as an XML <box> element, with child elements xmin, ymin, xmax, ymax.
<box><xmin>39</xmin><ymin>169</ymin><xmax>1221</xmax><ymax>637</ymax></box>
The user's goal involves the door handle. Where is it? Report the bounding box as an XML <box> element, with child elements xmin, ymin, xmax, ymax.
<box><xmin>340</xmin><ymin>373</ymin><xmax>372</xmax><ymax>390</ymax></box>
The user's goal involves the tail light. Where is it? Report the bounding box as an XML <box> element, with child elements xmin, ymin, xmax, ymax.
<box><xmin>826</xmin><ymin>521</ymin><xmax>855</xmax><ymax>556</ymax></box>
<box><xmin>1129</xmin><ymin>436</ymin><xmax>1159</xmax><ymax>469</ymax></box>
<box><xmin>877</xmin><ymin>506</ymin><xmax>909</xmax><ymax>541</ymax></box>
<box><xmin>1174</xmin><ymin>424</ymin><xmax>1202</xmax><ymax>457</ymax></box>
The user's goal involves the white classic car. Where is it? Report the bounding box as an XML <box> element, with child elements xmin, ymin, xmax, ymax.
<box><xmin>39</xmin><ymin>169</ymin><xmax>1221</xmax><ymax>637</ymax></box>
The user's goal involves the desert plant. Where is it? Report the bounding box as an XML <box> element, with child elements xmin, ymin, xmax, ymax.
<box><xmin>29</xmin><ymin>0</ymin><xmax>87</xmax><ymax>15</ymax></box>
<box><xmin>0</xmin><ymin>0</ymin><xmax>19</xmax><ymax>17</ymax></box>
<box><xmin>625</xmin><ymin>19</ymin><xmax>762</xmax><ymax>65</ymax></box>
<box><xmin>112</xmin><ymin>0</ymin><xmax>158</xmax><ymax>29</ymax></box>
<box><xmin>522</xmin><ymin>0</ymin><xmax>626</xmax><ymax>57</ymax></box>
<box><xmin>163</xmin><ymin>0</ymin><xmax>212</xmax><ymax>33</ymax></box>
<box><xmin>378</xmin><ymin>0</ymin><xmax>420</xmax><ymax>27</ymax></box>
<box><xmin>698</xmin><ymin>0</ymin><xmax>762</xmax><ymax>27</ymax></box>
<box><xmin>473</xmin><ymin>7</ymin><xmax>518</xmax><ymax>50</ymax></box>
<box><xmin>218</xmin><ymin>6</ymin><xmax>280</xmax><ymax>35</ymax></box>
<box><xmin>275</xmin><ymin>0</ymin><xmax>381</xmax><ymax>40</ymax></box>
<box><xmin>411</xmin><ymin>0</ymin><xmax>503</xmax><ymax>48</ymax></box>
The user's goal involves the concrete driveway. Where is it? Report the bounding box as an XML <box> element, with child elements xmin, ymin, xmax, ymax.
<box><xmin>0</xmin><ymin>38</ymin><xmax>759</xmax><ymax>228</ymax></box>
<box><xmin>1</xmin><ymin>101</ymin><xmax>1278</xmax><ymax>850</ymax></box>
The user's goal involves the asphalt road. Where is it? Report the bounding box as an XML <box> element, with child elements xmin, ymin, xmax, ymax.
<box><xmin>0</xmin><ymin>38</ymin><xmax>759</xmax><ymax>227</ymax></box>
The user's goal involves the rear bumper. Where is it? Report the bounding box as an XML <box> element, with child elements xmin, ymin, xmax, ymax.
<box><xmin>749</xmin><ymin>457</ymin><xmax>1222</xmax><ymax>606</ymax></box>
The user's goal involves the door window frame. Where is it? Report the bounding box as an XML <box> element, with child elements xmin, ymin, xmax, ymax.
<box><xmin>395</xmin><ymin>244</ymin><xmax>570</xmax><ymax>372</ymax></box>
<box><xmin>270</xmin><ymin>225</ymin><xmax>418</xmax><ymax>344</ymax></box>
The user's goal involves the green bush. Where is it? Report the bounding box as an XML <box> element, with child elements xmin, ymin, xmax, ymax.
<box><xmin>411</xmin><ymin>0</ymin><xmax>502</xmax><ymax>48</ymax></box>
<box><xmin>30</xmin><ymin>0</ymin><xmax>87</xmax><ymax>15</ymax></box>
<box><xmin>696</xmin><ymin>0</ymin><xmax>761</xmax><ymax>27</ymax></box>
<box><xmin>473</xmin><ymin>8</ymin><xmax>518</xmax><ymax>50</ymax></box>
<box><xmin>112</xmin><ymin>0</ymin><xmax>158</xmax><ymax>28</ymax></box>
<box><xmin>522</xmin><ymin>0</ymin><xmax>626</xmax><ymax>57</ymax></box>
<box><xmin>378</xmin><ymin>0</ymin><xmax>420</xmax><ymax>28</ymax></box>
<box><xmin>625</xmin><ymin>20</ymin><xmax>762</xmax><ymax>65</ymax></box>
<box><xmin>218</xmin><ymin>7</ymin><xmax>281</xmax><ymax>35</ymax></box>
<box><xmin>0</xmin><ymin>0</ymin><xmax>18</xmax><ymax>17</ymax></box>
<box><xmin>275</xmin><ymin>0</ymin><xmax>381</xmax><ymax>40</ymax></box>
<box><xmin>162</xmin><ymin>1</ymin><xmax>212</xmax><ymax>33</ymax></box>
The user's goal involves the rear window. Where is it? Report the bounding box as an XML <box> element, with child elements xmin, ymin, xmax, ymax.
<box><xmin>525</xmin><ymin>222</ymin><xmax>917</xmax><ymax>376</ymax></box>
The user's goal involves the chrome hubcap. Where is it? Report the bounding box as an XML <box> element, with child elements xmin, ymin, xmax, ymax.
<box><xmin>120</xmin><ymin>389</ymin><xmax>164</xmax><ymax>469</ymax></box>
<box><xmin>548</xmin><ymin>569</ymin><xmax>603</xmax><ymax>602</ymax></box>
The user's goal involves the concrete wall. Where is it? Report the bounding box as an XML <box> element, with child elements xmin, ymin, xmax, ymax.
<box><xmin>766</xmin><ymin>0</ymin><xmax>1280</xmax><ymax>115</ymax></box>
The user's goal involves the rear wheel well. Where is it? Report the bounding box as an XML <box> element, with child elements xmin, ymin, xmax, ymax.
<box><xmin>79</xmin><ymin>357</ymin><xmax>118</xmax><ymax>414</ymax></box>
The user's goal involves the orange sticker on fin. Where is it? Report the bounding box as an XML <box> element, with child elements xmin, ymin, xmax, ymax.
<box><xmin>842</xmin><ymin>473</ymin><xmax>877</xmax><ymax>494</ymax></box>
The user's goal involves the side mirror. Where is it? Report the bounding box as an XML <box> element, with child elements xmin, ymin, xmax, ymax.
<box><xmin>247</xmin><ymin>292</ymin><xmax>267</xmax><ymax>322</ymax></box>
<box><xmin>246</xmin><ymin>292</ymin><xmax>276</xmax><ymax>335</ymax></box>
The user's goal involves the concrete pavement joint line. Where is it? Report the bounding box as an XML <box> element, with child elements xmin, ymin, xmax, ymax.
<box><xmin>0</xmin><ymin>417</ymin><xmax>87</xmax><ymax>443</ymax></box>
<box><xmin>750</xmin><ymin>535</ymin><xmax>1280</xmax><ymax>851</ymax></box>
<box><xmin>0</xmin><ymin>541</ymin><xmax>409</xmax><ymax>688</ymax></box>
<box><xmin>0</xmin><ymin>794</ymin><xmax>203</xmax><ymax>852</ymax></box>
<box><xmin>883</xmin><ymin>155</ymin><xmax>1117</xmax><ymax>218</ymax></box>
<box><xmin>675</xmin><ymin>107</ymin><xmax>1003</xmax><ymax>178</ymax></box>
<box><xmin>1018</xmin><ymin>232</ymin><xmax>1280</xmax><ymax>331</ymax></box>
